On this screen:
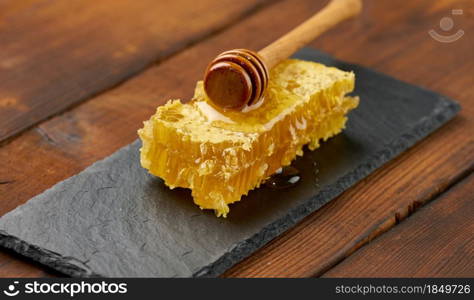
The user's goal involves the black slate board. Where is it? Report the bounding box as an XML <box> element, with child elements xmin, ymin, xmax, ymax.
<box><xmin>0</xmin><ymin>48</ymin><xmax>460</xmax><ymax>277</ymax></box>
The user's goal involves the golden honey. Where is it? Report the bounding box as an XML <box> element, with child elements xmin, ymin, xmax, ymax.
<box><xmin>138</xmin><ymin>59</ymin><xmax>358</xmax><ymax>217</ymax></box>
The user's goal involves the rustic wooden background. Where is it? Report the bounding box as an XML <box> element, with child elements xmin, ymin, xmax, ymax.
<box><xmin>0</xmin><ymin>0</ymin><xmax>472</xmax><ymax>277</ymax></box>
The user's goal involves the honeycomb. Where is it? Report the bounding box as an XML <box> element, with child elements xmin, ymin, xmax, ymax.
<box><xmin>138</xmin><ymin>59</ymin><xmax>359</xmax><ymax>217</ymax></box>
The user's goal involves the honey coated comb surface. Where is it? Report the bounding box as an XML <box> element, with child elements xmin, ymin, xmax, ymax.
<box><xmin>138</xmin><ymin>59</ymin><xmax>358</xmax><ymax>217</ymax></box>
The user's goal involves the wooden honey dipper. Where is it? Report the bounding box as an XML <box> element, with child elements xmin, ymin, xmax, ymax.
<box><xmin>204</xmin><ymin>0</ymin><xmax>362</xmax><ymax>110</ymax></box>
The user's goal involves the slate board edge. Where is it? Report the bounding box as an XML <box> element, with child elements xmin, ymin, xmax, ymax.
<box><xmin>193</xmin><ymin>97</ymin><xmax>460</xmax><ymax>277</ymax></box>
<box><xmin>0</xmin><ymin>96</ymin><xmax>459</xmax><ymax>278</ymax></box>
<box><xmin>0</xmin><ymin>231</ymin><xmax>98</xmax><ymax>277</ymax></box>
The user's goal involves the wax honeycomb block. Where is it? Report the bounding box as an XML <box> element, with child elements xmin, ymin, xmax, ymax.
<box><xmin>138</xmin><ymin>59</ymin><xmax>359</xmax><ymax>217</ymax></box>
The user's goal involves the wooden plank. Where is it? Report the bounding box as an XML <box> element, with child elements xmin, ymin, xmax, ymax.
<box><xmin>323</xmin><ymin>174</ymin><xmax>474</xmax><ymax>277</ymax></box>
<box><xmin>0</xmin><ymin>251</ymin><xmax>57</xmax><ymax>278</ymax></box>
<box><xmin>0</xmin><ymin>0</ymin><xmax>270</xmax><ymax>142</ymax></box>
<box><xmin>0</xmin><ymin>0</ymin><xmax>473</xmax><ymax>277</ymax></box>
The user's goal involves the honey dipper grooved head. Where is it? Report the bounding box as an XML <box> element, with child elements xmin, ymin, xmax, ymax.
<box><xmin>204</xmin><ymin>49</ymin><xmax>269</xmax><ymax>110</ymax></box>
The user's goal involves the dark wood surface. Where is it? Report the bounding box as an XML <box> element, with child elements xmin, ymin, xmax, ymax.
<box><xmin>0</xmin><ymin>0</ymin><xmax>269</xmax><ymax>142</ymax></box>
<box><xmin>324</xmin><ymin>174</ymin><xmax>474</xmax><ymax>278</ymax></box>
<box><xmin>0</xmin><ymin>0</ymin><xmax>473</xmax><ymax>277</ymax></box>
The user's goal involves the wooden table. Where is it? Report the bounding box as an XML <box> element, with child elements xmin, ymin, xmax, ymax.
<box><xmin>0</xmin><ymin>0</ymin><xmax>472</xmax><ymax>278</ymax></box>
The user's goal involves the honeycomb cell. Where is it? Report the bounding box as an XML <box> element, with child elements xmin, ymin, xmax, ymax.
<box><xmin>138</xmin><ymin>59</ymin><xmax>359</xmax><ymax>217</ymax></box>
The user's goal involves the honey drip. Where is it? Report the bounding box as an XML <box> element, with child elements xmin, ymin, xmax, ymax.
<box><xmin>265</xmin><ymin>166</ymin><xmax>300</xmax><ymax>189</ymax></box>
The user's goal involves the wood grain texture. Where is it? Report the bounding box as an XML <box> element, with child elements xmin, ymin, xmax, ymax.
<box><xmin>0</xmin><ymin>251</ymin><xmax>58</xmax><ymax>278</ymax></box>
<box><xmin>0</xmin><ymin>0</ymin><xmax>473</xmax><ymax>277</ymax></box>
<box><xmin>0</xmin><ymin>0</ymin><xmax>270</xmax><ymax>142</ymax></box>
<box><xmin>323</xmin><ymin>174</ymin><xmax>474</xmax><ymax>278</ymax></box>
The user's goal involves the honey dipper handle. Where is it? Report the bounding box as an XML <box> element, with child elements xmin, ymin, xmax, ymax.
<box><xmin>258</xmin><ymin>0</ymin><xmax>362</xmax><ymax>69</ymax></box>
